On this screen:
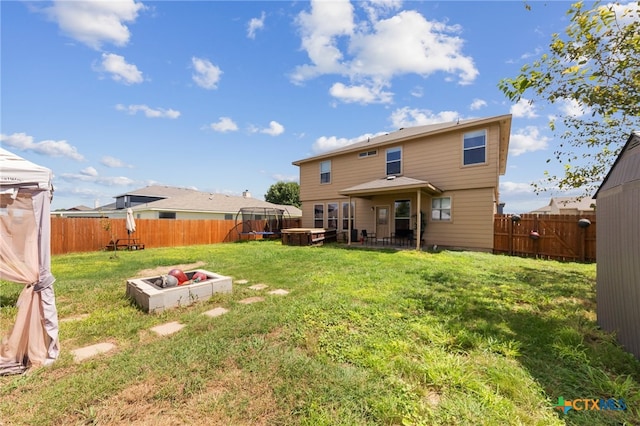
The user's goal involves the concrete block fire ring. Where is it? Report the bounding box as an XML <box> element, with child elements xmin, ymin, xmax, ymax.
<box><xmin>126</xmin><ymin>269</ymin><xmax>232</xmax><ymax>313</ymax></box>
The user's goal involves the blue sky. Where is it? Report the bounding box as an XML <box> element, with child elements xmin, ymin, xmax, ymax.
<box><xmin>2</xmin><ymin>0</ymin><xmax>631</xmax><ymax>213</ymax></box>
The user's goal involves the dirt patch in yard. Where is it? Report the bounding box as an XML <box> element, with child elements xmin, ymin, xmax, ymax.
<box><xmin>57</xmin><ymin>359</ymin><xmax>280</xmax><ymax>426</ymax></box>
<box><xmin>135</xmin><ymin>261</ymin><xmax>207</xmax><ymax>278</ymax></box>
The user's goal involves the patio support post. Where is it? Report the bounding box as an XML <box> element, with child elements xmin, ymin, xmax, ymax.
<box><xmin>416</xmin><ymin>189</ymin><xmax>422</xmax><ymax>250</ymax></box>
<box><xmin>347</xmin><ymin>196</ymin><xmax>352</xmax><ymax>246</ymax></box>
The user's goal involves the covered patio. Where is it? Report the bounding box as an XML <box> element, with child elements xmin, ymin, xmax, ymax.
<box><xmin>339</xmin><ymin>176</ymin><xmax>442</xmax><ymax>250</ymax></box>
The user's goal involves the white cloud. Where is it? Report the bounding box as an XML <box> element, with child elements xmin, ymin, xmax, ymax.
<box><xmin>292</xmin><ymin>0</ymin><xmax>355</xmax><ymax>83</ymax></box>
<box><xmin>311</xmin><ymin>131</ymin><xmax>386</xmax><ymax>153</ymax></box>
<box><xmin>115</xmin><ymin>104</ymin><xmax>180</xmax><ymax>119</ymax></box>
<box><xmin>349</xmin><ymin>11</ymin><xmax>477</xmax><ymax>83</ymax></box>
<box><xmin>292</xmin><ymin>3</ymin><xmax>478</xmax><ymax>104</ymax></box>
<box><xmin>0</xmin><ymin>132</ymin><xmax>84</xmax><ymax>161</ymax></box>
<box><xmin>410</xmin><ymin>86</ymin><xmax>424</xmax><ymax>98</ymax></box>
<box><xmin>605</xmin><ymin>1</ymin><xmax>639</xmax><ymax>26</ymax></box>
<box><xmin>261</xmin><ymin>121</ymin><xmax>285</xmax><ymax>136</ymax></box>
<box><xmin>500</xmin><ymin>181</ymin><xmax>535</xmax><ymax>195</ymax></box>
<box><xmin>192</xmin><ymin>57</ymin><xmax>222</xmax><ymax>90</ymax></box>
<box><xmin>96</xmin><ymin>53</ymin><xmax>143</xmax><ymax>84</ymax></box>
<box><xmin>101</xmin><ymin>156</ymin><xmax>132</xmax><ymax>168</ymax></box>
<box><xmin>80</xmin><ymin>166</ymin><xmax>98</xmax><ymax>177</ymax></box>
<box><xmin>389</xmin><ymin>107</ymin><xmax>459</xmax><ymax>128</ymax></box>
<box><xmin>557</xmin><ymin>98</ymin><xmax>589</xmax><ymax>118</ymax></box>
<box><xmin>329</xmin><ymin>82</ymin><xmax>393</xmax><ymax>104</ymax></box>
<box><xmin>470</xmin><ymin>98</ymin><xmax>487</xmax><ymax>110</ymax></box>
<box><xmin>509</xmin><ymin>126</ymin><xmax>550</xmax><ymax>156</ymax></box>
<box><xmin>361</xmin><ymin>0</ymin><xmax>403</xmax><ymax>21</ymax></box>
<box><xmin>510</xmin><ymin>98</ymin><xmax>538</xmax><ymax>118</ymax></box>
<box><xmin>210</xmin><ymin>117</ymin><xmax>238</xmax><ymax>133</ymax></box>
<box><xmin>271</xmin><ymin>174</ymin><xmax>298</xmax><ymax>183</ymax></box>
<box><xmin>44</xmin><ymin>0</ymin><xmax>145</xmax><ymax>50</ymax></box>
<box><xmin>59</xmin><ymin>172</ymin><xmax>135</xmax><ymax>186</ymax></box>
<box><xmin>247</xmin><ymin>11</ymin><xmax>266</xmax><ymax>39</ymax></box>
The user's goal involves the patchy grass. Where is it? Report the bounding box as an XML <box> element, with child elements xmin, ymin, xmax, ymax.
<box><xmin>1</xmin><ymin>242</ymin><xmax>638</xmax><ymax>425</ymax></box>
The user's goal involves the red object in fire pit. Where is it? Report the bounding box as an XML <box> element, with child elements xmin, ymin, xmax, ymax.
<box><xmin>192</xmin><ymin>271</ymin><xmax>208</xmax><ymax>282</ymax></box>
<box><xmin>168</xmin><ymin>269</ymin><xmax>189</xmax><ymax>284</ymax></box>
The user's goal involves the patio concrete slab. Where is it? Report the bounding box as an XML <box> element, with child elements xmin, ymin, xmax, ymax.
<box><xmin>71</xmin><ymin>342</ymin><xmax>116</xmax><ymax>363</ymax></box>
<box><xmin>150</xmin><ymin>321</ymin><xmax>185</xmax><ymax>336</ymax></box>
<box><xmin>203</xmin><ymin>307</ymin><xmax>229</xmax><ymax>318</ymax></box>
<box><xmin>268</xmin><ymin>289</ymin><xmax>289</xmax><ymax>295</ymax></box>
<box><xmin>248</xmin><ymin>284</ymin><xmax>268</xmax><ymax>290</ymax></box>
<box><xmin>238</xmin><ymin>296</ymin><xmax>265</xmax><ymax>304</ymax></box>
<box><xmin>235</xmin><ymin>279</ymin><xmax>249</xmax><ymax>285</ymax></box>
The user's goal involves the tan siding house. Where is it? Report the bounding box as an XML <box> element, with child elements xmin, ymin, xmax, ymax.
<box><xmin>593</xmin><ymin>132</ymin><xmax>640</xmax><ymax>359</ymax></box>
<box><xmin>293</xmin><ymin>114</ymin><xmax>512</xmax><ymax>251</ymax></box>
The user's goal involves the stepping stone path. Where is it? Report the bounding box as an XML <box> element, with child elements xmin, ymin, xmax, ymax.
<box><xmin>150</xmin><ymin>321</ymin><xmax>185</xmax><ymax>336</ymax></box>
<box><xmin>238</xmin><ymin>296</ymin><xmax>265</xmax><ymax>304</ymax></box>
<box><xmin>71</xmin><ymin>342</ymin><xmax>116</xmax><ymax>363</ymax></box>
<box><xmin>203</xmin><ymin>307</ymin><xmax>229</xmax><ymax>318</ymax></box>
<box><xmin>68</xmin><ymin>279</ymin><xmax>286</xmax><ymax>363</ymax></box>
<box><xmin>248</xmin><ymin>284</ymin><xmax>268</xmax><ymax>290</ymax></box>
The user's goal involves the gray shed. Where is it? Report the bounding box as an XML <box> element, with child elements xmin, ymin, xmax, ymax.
<box><xmin>593</xmin><ymin>131</ymin><xmax>640</xmax><ymax>358</ymax></box>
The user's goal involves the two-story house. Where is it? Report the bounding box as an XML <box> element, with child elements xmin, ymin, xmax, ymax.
<box><xmin>292</xmin><ymin>114</ymin><xmax>512</xmax><ymax>251</ymax></box>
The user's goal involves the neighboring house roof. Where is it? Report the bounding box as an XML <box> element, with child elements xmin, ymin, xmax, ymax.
<box><xmin>529</xmin><ymin>196</ymin><xmax>596</xmax><ymax>214</ymax></box>
<box><xmin>114</xmin><ymin>185</ymin><xmax>199</xmax><ymax>199</ymax></box>
<box><xmin>339</xmin><ymin>176</ymin><xmax>442</xmax><ymax>197</ymax></box>
<box><xmin>54</xmin><ymin>185</ymin><xmax>301</xmax><ymax>217</ymax></box>
<box><xmin>292</xmin><ymin>114</ymin><xmax>512</xmax><ymax>175</ymax></box>
<box><xmin>133</xmin><ymin>187</ymin><xmax>299</xmax><ymax>215</ymax></box>
<box><xmin>594</xmin><ymin>131</ymin><xmax>640</xmax><ymax>198</ymax></box>
<box><xmin>66</xmin><ymin>205</ymin><xmax>93</xmax><ymax>211</ymax></box>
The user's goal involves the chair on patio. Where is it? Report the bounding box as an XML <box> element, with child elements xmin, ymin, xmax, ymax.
<box><xmin>390</xmin><ymin>229</ymin><xmax>414</xmax><ymax>246</ymax></box>
<box><xmin>361</xmin><ymin>229</ymin><xmax>377</xmax><ymax>245</ymax></box>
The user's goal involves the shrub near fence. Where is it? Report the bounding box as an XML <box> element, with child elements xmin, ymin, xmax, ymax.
<box><xmin>493</xmin><ymin>214</ymin><xmax>596</xmax><ymax>262</ymax></box>
<box><xmin>50</xmin><ymin>217</ymin><xmax>301</xmax><ymax>255</ymax></box>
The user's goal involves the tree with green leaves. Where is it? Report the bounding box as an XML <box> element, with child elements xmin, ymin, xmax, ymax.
<box><xmin>499</xmin><ymin>1</ymin><xmax>640</xmax><ymax>196</ymax></box>
<box><xmin>265</xmin><ymin>181</ymin><xmax>300</xmax><ymax>207</ymax></box>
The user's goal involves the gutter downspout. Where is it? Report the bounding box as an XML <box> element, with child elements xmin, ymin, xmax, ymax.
<box><xmin>416</xmin><ymin>189</ymin><xmax>422</xmax><ymax>250</ymax></box>
<box><xmin>347</xmin><ymin>196</ymin><xmax>352</xmax><ymax>246</ymax></box>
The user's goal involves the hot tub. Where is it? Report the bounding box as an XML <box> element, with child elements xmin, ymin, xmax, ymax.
<box><xmin>126</xmin><ymin>269</ymin><xmax>232</xmax><ymax>313</ymax></box>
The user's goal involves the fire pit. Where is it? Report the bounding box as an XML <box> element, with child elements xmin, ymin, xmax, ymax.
<box><xmin>126</xmin><ymin>269</ymin><xmax>232</xmax><ymax>313</ymax></box>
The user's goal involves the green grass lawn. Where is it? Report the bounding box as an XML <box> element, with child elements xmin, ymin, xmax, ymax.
<box><xmin>1</xmin><ymin>242</ymin><xmax>638</xmax><ymax>425</ymax></box>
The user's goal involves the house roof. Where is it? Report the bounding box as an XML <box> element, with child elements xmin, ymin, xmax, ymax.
<box><xmin>56</xmin><ymin>185</ymin><xmax>302</xmax><ymax>217</ymax></box>
<box><xmin>529</xmin><ymin>196</ymin><xmax>596</xmax><ymax>214</ymax></box>
<box><xmin>67</xmin><ymin>205</ymin><xmax>93</xmax><ymax>211</ymax></box>
<box><xmin>132</xmin><ymin>188</ymin><xmax>301</xmax><ymax>216</ymax></box>
<box><xmin>292</xmin><ymin>114</ymin><xmax>512</xmax><ymax>175</ymax></box>
<box><xmin>594</xmin><ymin>131</ymin><xmax>640</xmax><ymax>198</ymax></box>
<box><xmin>114</xmin><ymin>185</ymin><xmax>199</xmax><ymax>199</ymax></box>
<box><xmin>339</xmin><ymin>176</ymin><xmax>443</xmax><ymax>198</ymax></box>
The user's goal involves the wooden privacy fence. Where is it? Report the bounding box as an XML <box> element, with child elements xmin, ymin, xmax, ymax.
<box><xmin>494</xmin><ymin>214</ymin><xmax>596</xmax><ymax>262</ymax></box>
<box><xmin>50</xmin><ymin>217</ymin><xmax>301</xmax><ymax>255</ymax></box>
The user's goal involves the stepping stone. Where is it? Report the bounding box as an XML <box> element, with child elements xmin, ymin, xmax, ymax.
<box><xmin>238</xmin><ymin>296</ymin><xmax>265</xmax><ymax>304</ymax></box>
<box><xmin>150</xmin><ymin>321</ymin><xmax>185</xmax><ymax>336</ymax></box>
<box><xmin>71</xmin><ymin>342</ymin><xmax>116</xmax><ymax>363</ymax></box>
<box><xmin>203</xmin><ymin>307</ymin><xmax>229</xmax><ymax>318</ymax></box>
<box><xmin>235</xmin><ymin>279</ymin><xmax>249</xmax><ymax>285</ymax></box>
<box><xmin>248</xmin><ymin>284</ymin><xmax>268</xmax><ymax>290</ymax></box>
<box><xmin>60</xmin><ymin>314</ymin><xmax>89</xmax><ymax>323</ymax></box>
<box><xmin>268</xmin><ymin>289</ymin><xmax>289</xmax><ymax>296</ymax></box>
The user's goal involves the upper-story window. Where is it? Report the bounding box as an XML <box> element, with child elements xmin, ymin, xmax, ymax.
<box><xmin>358</xmin><ymin>150</ymin><xmax>377</xmax><ymax>158</ymax></box>
<box><xmin>320</xmin><ymin>160</ymin><xmax>331</xmax><ymax>184</ymax></box>
<box><xmin>463</xmin><ymin>130</ymin><xmax>486</xmax><ymax>166</ymax></box>
<box><xmin>386</xmin><ymin>147</ymin><xmax>402</xmax><ymax>175</ymax></box>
